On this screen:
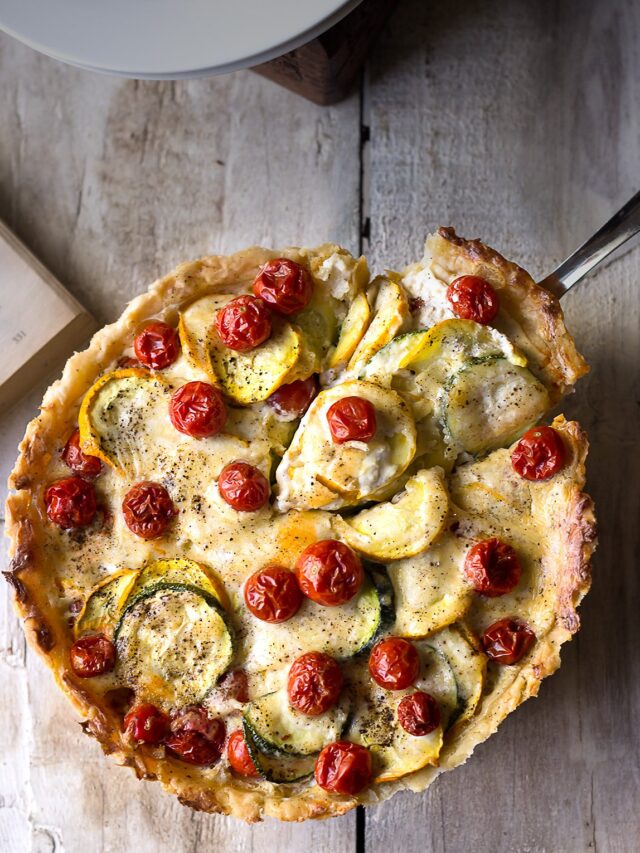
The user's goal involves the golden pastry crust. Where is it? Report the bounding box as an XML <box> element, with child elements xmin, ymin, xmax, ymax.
<box><xmin>5</xmin><ymin>238</ymin><xmax>595</xmax><ymax>823</ymax></box>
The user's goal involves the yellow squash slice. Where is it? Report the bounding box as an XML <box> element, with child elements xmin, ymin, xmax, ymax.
<box><xmin>332</xmin><ymin>468</ymin><xmax>449</xmax><ymax>560</ymax></box>
<box><xmin>328</xmin><ymin>292</ymin><xmax>371</xmax><ymax>369</ymax></box>
<box><xmin>389</xmin><ymin>533</ymin><xmax>472</xmax><ymax>638</ymax></box>
<box><xmin>78</xmin><ymin>369</ymin><xmax>169</xmax><ymax>473</ymax></box>
<box><xmin>178</xmin><ymin>293</ymin><xmax>233</xmax><ymax>381</ymax></box>
<box><xmin>275</xmin><ymin>380</ymin><xmax>417</xmax><ymax>511</ymax></box>
<box><xmin>347</xmin><ymin>278</ymin><xmax>409</xmax><ymax>370</ymax></box>
<box><xmin>74</xmin><ymin>569</ymin><xmax>139</xmax><ymax>638</ymax></box>
<box><xmin>208</xmin><ymin>319</ymin><xmax>303</xmax><ymax>404</ymax></box>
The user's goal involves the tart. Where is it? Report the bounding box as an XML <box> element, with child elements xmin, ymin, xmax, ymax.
<box><xmin>5</xmin><ymin>230</ymin><xmax>596</xmax><ymax>822</ymax></box>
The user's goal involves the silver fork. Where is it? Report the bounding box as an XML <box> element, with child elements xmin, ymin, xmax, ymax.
<box><xmin>538</xmin><ymin>189</ymin><xmax>640</xmax><ymax>298</ymax></box>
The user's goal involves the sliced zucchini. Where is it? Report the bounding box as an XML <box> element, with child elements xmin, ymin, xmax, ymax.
<box><xmin>442</xmin><ymin>357</ymin><xmax>550</xmax><ymax>455</ymax></box>
<box><xmin>178</xmin><ymin>293</ymin><xmax>233</xmax><ymax>381</ymax></box>
<box><xmin>275</xmin><ymin>380</ymin><xmax>416</xmax><ymax>512</ymax></box>
<box><xmin>346</xmin><ymin>670</ymin><xmax>443</xmax><ymax>783</ymax></box>
<box><xmin>242</xmin><ymin>721</ymin><xmax>316</xmax><ymax>783</ymax></box>
<box><xmin>74</xmin><ymin>569</ymin><xmax>139</xmax><ymax>638</ymax></box>
<box><xmin>332</xmin><ymin>468</ymin><xmax>449</xmax><ymax>560</ymax></box>
<box><xmin>415</xmin><ymin>643</ymin><xmax>459</xmax><ymax>729</ymax></box>
<box><xmin>127</xmin><ymin>558</ymin><xmax>229</xmax><ymax>611</ymax></box>
<box><xmin>115</xmin><ymin>583</ymin><xmax>233</xmax><ymax>709</ymax></box>
<box><xmin>245</xmin><ymin>573</ymin><xmax>389</xmax><ymax>670</ymax></box>
<box><xmin>423</xmin><ymin>624</ymin><xmax>485</xmax><ymax>727</ymax></box>
<box><xmin>244</xmin><ymin>689</ymin><xmax>350</xmax><ymax>756</ymax></box>
<box><xmin>208</xmin><ymin>318</ymin><xmax>303</xmax><ymax>404</ymax></box>
<box><xmin>78</xmin><ymin>369</ymin><xmax>169</xmax><ymax>473</ymax></box>
<box><xmin>389</xmin><ymin>534</ymin><xmax>472</xmax><ymax>638</ymax></box>
<box><xmin>328</xmin><ymin>292</ymin><xmax>371</xmax><ymax>369</ymax></box>
<box><xmin>407</xmin><ymin>318</ymin><xmax>527</xmax><ymax>380</ymax></box>
<box><xmin>347</xmin><ymin>278</ymin><xmax>409</xmax><ymax>370</ymax></box>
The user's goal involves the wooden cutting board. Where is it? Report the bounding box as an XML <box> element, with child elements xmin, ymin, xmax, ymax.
<box><xmin>0</xmin><ymin>221</ymin><xmax>96</xmax><ymax>410</ymax></box>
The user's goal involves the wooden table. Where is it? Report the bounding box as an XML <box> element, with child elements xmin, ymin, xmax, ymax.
<box><xmin>1</xmin><ymin>1</ymin><xmax>639</xmax><ymax>850</ymax></box>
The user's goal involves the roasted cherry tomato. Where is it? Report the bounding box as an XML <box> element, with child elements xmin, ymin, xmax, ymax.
<box><xmin>219</xmin><ymin>668</ymin><xmax>250</xmax><ymax>704</ymax></box>
<box><xmin>133</xmin><ymin>321</ymin><xmax>180</xmax><ymax>369</ymax></box>
<box><xmin>482</xmin><ymin>618</ymin><xmax>536</xmax><ymax>665</ymax></box>
<box><xmin>315</xmin><ymin>741</ymin><xmax>372</xmax><ymax>795</ymax></box>
<box><xmin>295</xmin><ymin>539</ymin><xmax>363</xmax><ymax>607</ymax></box>
<box><xmin>124</xmin><ymin>703</ymin><xmax>169</xmax><ymax>744</ymax></box>
<box><xmin>69</xmin><ymin>634</ymin><xmax>116</xmax><ymax>678</ymax></box>
<box><xmin>369</xmin><ymin>637</ymin><xmax>420</xmax><ymax>690</ymax></box>
<box><xmin>446</xmin><ymin>275</ymin><xmax>499</xmax><ymax>324</ymax></box>
<box><xmin>464</xmin><ymin>537</ymin><xmax>521</xmax><ymax>597</ymax></box>
<box><xmin>397</xmin><ymin>691</ymin><xmax>441</xmax><ymax>736</ymax></box>
<box><xmin>218</xmin><ymin>461</ymin><xmax>270</xmax><ymax>512</ymax></box>
<box><xmin>215</xmin><ymin>295</ymin><xmax>272</xmax><ymax>352</ymax></box>
<box><xmin>326</xmin><ymin>396</ymin><xmax>377</xmax><ymax>444</ymax></box>
<box><xmin>122</xmin><ymin>481</ymin><xmax>177</xmax><ymax>539</ymax></box>
<box><xmin>165</xmin><ymin>706</ymin><xmax>226</xmax><ymax>766</ymax></box>
<box><xmin>244</xmin><ymin>566</ymin><xmax>302</xmax><ymax>623</ymax></box>
<box><xmin>117</xmin><ymin>355</ymin><xmax>143</xmax><ymax>370</ymax></box>
<box><xmin>252</xmin><ymin>258</ymin><xmax>313</xmax><ymax>316</ymax></box>
<box><xmin>169</xmin><ymin>381</ymin><xmax>227</xmax><ymax>438</ymax></box>
<box><xmin>61</xmin><ymin>429</ymin><xmax>102</xmax><ymax>479</ymax></box>
<box><xmin>227</xmin><ymin>729</ymin><xmax>260</xmax><ymax>777</ymax></box>
<box><xmin>511</xmin><ymin>426</ymin><xmax>566</xmax><ymax>481</ymax></box>
<box><xmin>288</xmin><ymin>652</ymin><xmax>343</xmax><ymax>716</ymax></box>
<box><xmin>267</xmin><ymin>375</ymin><xmax>319</xmax><ymax>420</ymax></box>
<box><xmin>45</xmin><ymin>476</ymin><xmax>97</xmax><ymax>529</ymax></box>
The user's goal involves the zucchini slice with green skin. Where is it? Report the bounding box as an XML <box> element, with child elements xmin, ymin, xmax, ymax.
<box><xmin>442</xmin><ymin>357</ymin><xmax>550</xmax><ymax>456</ymax></box>
<box><xmin>74</xmin><ymin>569</ymin><xmax>139</xmax><ymax>638</ymax></box>
<box><xmin>242</xmin><ymin>721</ymin><xmax>316</xmax><ymax>783</ymax></box>
<box><xmin>115</xmin><ymin>583</ymin><xmax>233</xmax><ymax>709</ymax></box>
<box><xmin>246</xmin><ymin>571</ymin><xmax>391</xmax><ymax>671</ymax></box>
<box><xmin>126</xmin><ymin>558</ymin><xmax>229</xmax><ymax>610</ymax></box>
<box><xmin>423</xmin><ymin>624</ymin><xmax>486</xmax><ymax>727</ymax></box>
<box><xmin>243</xmin><ymin>690</ymin><xmax>350</xmax><ymax>757</ymax></box>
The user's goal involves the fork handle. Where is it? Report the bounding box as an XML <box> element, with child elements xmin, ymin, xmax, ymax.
<box><xmin>538</xmin><ymin>189</ymin><xmax>640</xmax><ymax>298</ymax></box>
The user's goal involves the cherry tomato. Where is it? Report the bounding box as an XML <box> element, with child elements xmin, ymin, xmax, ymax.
<box><xmin>464</xmin><ymin>537</ymin><xmax>521</xmax><ymax>597</ymax></box>
<box><xmin>165</xmin><ymin>706</ymin><xmax>226</xmax><ymax>766</ymax></box>
<box><xmin>169</xmin><ymin>381</ymin><xmax>227</xmax><ymax>438</ymax></box>
<box><xmin>511</xmin><ymin>426</ymin><xmax>566</xmax><ymax>481</ymax></box>
<box><xmin>69</xmin><ymin>634</ymin><xmax>116</xmax><ymax>678</ymax></box>
<box><xmin>267</xmin><ymin>375</ymin><xmax>319</xmax><ymax>420</ymax></box>
<box><xmin>244</xmin><ymin>566</ymin><xmax>302</xmax><ymax>623</ymax></box>
<box><xmin>227</xmin><ymin>729</ymin><xmax>260</xmax><ymax>777</ymax></box>
<box><xmin>219</xmin><ymin>668</ymin><xmax>250</xmax><ymax>703</ymax></box>
<box><xmin>124</xmin><ymin>703</ymin><xmax>169</xmax><ymax>744</ymax></box>
<box><xmin>61</xmin><ymin>429</ymin><xmax>102</xmax><ymax>479</ymax></box>
<box><xmin>314</xmin><ymin>741</ymin><xmax>372</xmax><ymax>795</ymax></box>
<box><xmin>215</xmin><ymin>295</ymin><xmax>272</xmax><ymax>352</ymax></box>
<box><xmin>446</xmin><ymin>275</ymin><xmax>500</xmax><ymax>324</ymax></box>
<box><xmin>122</xmin><ymin>481</ymin><xmax>177</xmax><ymax>539</ymax></box>
<box><xmin>252</xmin><ymin>258</ymin><xmax>313</xmax><ymax>316</ymax></box>
<box><xmin>288</xmin><ymin>652</ymin><xmax>343</xmax><ymax>716</ymax></box>
<box><xmin>326</xmin><ymin>396</ymin><xmax>377</xmax><ymax>444</ymax></box>
<box><xmin>482</xmin><ymin>618</ymin><xmax>536</xmax><ymax>665</ymax></box>
<box><xmin>133</xmin><ymin>321</ymin><xmax>180</xmax><ymax>369</ymax></box>
<box><xmin>117</xmin><ymin>356</ymin><xmax>143</xmax><ymax>370</ymax></box>
<box><xmin>369</xmin><ymin>637</ymin><xmax>420</xmax><ymax>690</ymax></box>
<box><xmin>295</xmin><ymin>540</ymin><xmax>363</xmax><ymax>607</ymax></box>
<box><xmin>397</xmin><ymin>692</ymin><xmax>441</xmax><ymax>736</ymax></box>
<box><xmin>218</xmin><ymin>461</ymin><xmax>270</xmax><ymax>512</ymax></box>
<box><xmin>45</xmin><ymin>476</ymin><xmax>97</xmax><ymax>529</ymax></box>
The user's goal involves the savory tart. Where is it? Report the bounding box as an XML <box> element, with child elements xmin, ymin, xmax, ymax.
<box><xmin>5</xmin><ymin>229</ymin><xmax>596</xmax><ymax>822</ymax></box>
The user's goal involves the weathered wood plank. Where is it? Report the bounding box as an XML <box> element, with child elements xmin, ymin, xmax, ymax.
<box><xmin>363</xmin><ymin>0</ymin><xmax>640</xmax><ymax>850</ymax></box>
<box><xmin>0</xmin><ymin>31</ymin><xmax>360</xmax><ymax>852</ymax></box>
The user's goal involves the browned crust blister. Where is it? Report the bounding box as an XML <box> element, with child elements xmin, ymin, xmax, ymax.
<box><xmin>4</xmin><ymin>234</ymin><xmax>596</xmax><ymax>823</ymax></box>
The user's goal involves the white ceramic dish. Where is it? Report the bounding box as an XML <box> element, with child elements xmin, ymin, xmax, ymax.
<box><xmin>0</xmin><ymin>0</ymin><xmax>362</xmax><ymax>78</ymax></box>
